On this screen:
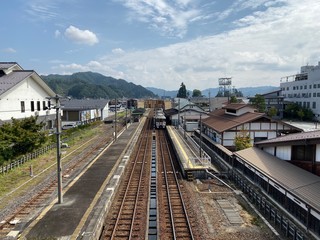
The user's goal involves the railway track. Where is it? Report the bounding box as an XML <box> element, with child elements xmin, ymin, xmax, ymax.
<box><xmin>102</xmin><ymin>115</ymin><xmax>152</xmax><ymax>239</ymax></box>
<box><xmin>157</xmin><ymin>129</ymin><xmax>194</xmax><ymax>240</ymax></box>
<box><xmin>102</xmin><ymin>112</ymin><xmax>194</xmax><ymax>239</ymax></box>
<box><xmin>0</xmin><ymin>124</ymin><xmax>120</xmax><ymax>238</ymax></box>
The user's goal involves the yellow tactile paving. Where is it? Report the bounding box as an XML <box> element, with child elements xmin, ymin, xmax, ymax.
<box><xmin>167</xmin><ymin>126</ymin><xmax>200</xmax><ymax>169</ymax></box>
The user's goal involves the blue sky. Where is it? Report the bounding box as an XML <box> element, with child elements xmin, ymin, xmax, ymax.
<box><xmin>1</xmin><ymin>0</ymin><xmax>320</xmax><ymax>91</ymax></box>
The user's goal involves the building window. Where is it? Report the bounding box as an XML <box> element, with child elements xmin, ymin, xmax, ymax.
<box><xmin>37</xmin><ymin>101</ymin><xmax>41</xmax><ymax>111</ymax></box>
<box><xmin>287</xmin><ymin>87</ymin><xmax>289</xmax><ymax>90</ymax></box>
<box><xmin>313</xmin><ymin>93</ymin><xmax>316</xmax><ymax>97</ymax></box>
<box><xmin>21</xmin><ymin>101</ymin><xmax>25</xmax><ymax>113</ymax></box>
<box><xmin>31</xmin><ymin>101</ymin><xmax>34</xmax><ymax>112</ymax></box>
<box><xmin>310</xmin><ymin>85</ymin><xmax>312</xmax><ymax>89</ymax></box>
<box><xmin>43</xmin><ymin>101</ymin><xmax>46</xmax><ymax>110</ymax></box>
<box><xmin>317</xmin><ymin>93</ymin><xmax>320</xmax><ymax>97</ymax></box>
<box><xmin>314</xmin><ymin>84</ymin><xmax>317</xmax><ymax>88</ymax></box>
<box><xmin>48</xmin><ymin>101</ymin><xmax>51</xmax><ymax>109</ymax></box>
<box><xmin>304</xmin><ymin>85</ymin><xmax>307</xmax><ymax>89</ymax></box>
<box><xmin>300</xmin><ymin>86</ymin><xmax>303</xmax><ymax>90</ymax></box>
<box><xmin>292</xmin><ymin>145</ymin><xmax>314</xmax><ymax>162</ymax></box>
<box><xmin>307</xmin><ymin>102</ymin><xmax>310</xmax><ymax>108</ymax></box>
<box><xmin>313</xmin><ymin>102</ymin><xmax>316</xmax><ymax>109</ymax></box>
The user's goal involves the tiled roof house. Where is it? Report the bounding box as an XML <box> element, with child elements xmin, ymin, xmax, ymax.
<box><xmin>0</xmin><ymin>62</ymin><xmax>56</xmax><ymax>128</ymax></box>
<box><xmin>201</xmin><ymin>103</ymin><xmax>302</xmax><ymax>151</ymax></box>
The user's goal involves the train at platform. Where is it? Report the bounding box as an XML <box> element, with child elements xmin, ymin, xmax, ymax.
<box><xmin>154</xmin><ymin>108</ymin><xmax>166</xmax><ymax>129</ymax></box>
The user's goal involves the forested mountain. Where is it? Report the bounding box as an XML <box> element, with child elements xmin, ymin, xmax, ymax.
<box><xmin>42</xmin><ymin>72</ymin><xmax>157</xmax><ymax>99</ymax></box>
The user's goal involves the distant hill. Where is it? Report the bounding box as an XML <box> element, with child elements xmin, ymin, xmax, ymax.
<box><xmin>147</xmin><ymin>86</ymin><xmax>279</xmax><ymax>98</ymax></box>
<box><xmin>146</xmin><ymin>87</ymin><xmax>190</xmax><ymax>98</ymax></box>
<box><xmin>42</xmin><ymin>72</ymin><xmax>156</xmax><ymax>99</ymax></box>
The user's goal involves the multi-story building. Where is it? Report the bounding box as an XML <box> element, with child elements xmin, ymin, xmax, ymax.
<box><xmin>281</xmin><ymin>62</ymin><xmax>320</xmax><ymax>120</ymax></box>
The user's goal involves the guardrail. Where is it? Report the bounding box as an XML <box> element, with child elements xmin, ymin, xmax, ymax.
<box><xmin>177</xmin><ymin>126</ymin><xmax>211</xmax><ymax>167</ymax></box>
<box><xmin>0</xmin><ymin>144</ymin><xmax>56</xmax><ymax>174</ymax></box>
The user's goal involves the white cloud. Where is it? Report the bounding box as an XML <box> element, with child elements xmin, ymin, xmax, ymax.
<box><xmin>119</xmin><ymin>0</ymin><xmax>202</xmax><ymax>38</ymax></box>
<box><xmin>52</xmin><ymin>0</ymin><xmax>320</xmax><ymax>91</ymax></box>
<box><xmin>25</xmin><ymin>1</ymin><xmax>59</xmax><ymax>20</ymax></box>
<box><xmin>112</xmin><ymin>48</ymin><xmax>125</xmax><ymax>55</ymax></box>
<box><xmin>2</xmin><ymin>48</ymin><xmax>17</xmax><ymax>53</ymax></box>
<box><xmin>64</xmin><ymin>25</ymin><xmax>99</xmax><ymax>46</ymax></box>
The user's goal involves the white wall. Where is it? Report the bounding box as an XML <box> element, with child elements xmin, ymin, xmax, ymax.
<box><xmin>316</xmin><ymin>144</ymin><xmax>320</xmax><ymax>162</ymax></box>
<box><xmin>276</xmin><ymin>146</ymin><xmax>291</xmax><ymax>160</ymax></box>
<box><xmin>264</xmin><ymin>147</ymin><xmax>275</xmax><ymax>155</ymax></box>
<box><xmin>0</xmin><ymin>77</ymin><xmax>54</xmax><ymax>121</ymax></box>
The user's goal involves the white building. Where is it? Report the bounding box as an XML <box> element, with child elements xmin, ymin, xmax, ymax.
<box><xmin>61</xmin><ymin>98</ymin><xmax>109</xmax><ymax>125</ymax></box>
<box><xmin>280</xmin><ymin>62</ymin><xmax>320</xmax><ymax>120</ymax></box>
<box><xmin>0</xmin><ymin>62</ymin><xmax>56</xmax><ymax>128</ymax></box>
<box><xmin>201</xmin><ymin>103</ymin><xmax>302</xmax><ymax>151</ymax></box>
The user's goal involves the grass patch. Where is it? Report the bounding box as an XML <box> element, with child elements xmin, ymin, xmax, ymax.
<box><xmin>0</xmin><ymin>122</ymin><xmax>104</xmax><ymax>210</ymax></box>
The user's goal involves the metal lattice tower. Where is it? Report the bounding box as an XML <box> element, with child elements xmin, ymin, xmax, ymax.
<box><xmin>218</xmin><ymin>77</ymin><xmax>232</xmax><ymax>97</ymax></box>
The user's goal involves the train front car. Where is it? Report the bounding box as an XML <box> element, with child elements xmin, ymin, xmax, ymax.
<box><xmin>154</xmin><ymin>108</ymin><xmax>166</xmax><ymax>129</ymax></box>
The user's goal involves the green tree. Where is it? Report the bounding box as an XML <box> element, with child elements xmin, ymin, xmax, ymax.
<box><xmin>284</xmin><ymin>102</ymin><xmax>314</xmax><ymax>121</ymax></box>
<box><xmin>192</xmin><ymin>89</ymin><xmax>202</xmax><ymax>97</ymax></box>
<box><xmin>250</xmin><ymin>94</ymin><xmax>266</xmax><ymax>113</ymax></box>
<box><xmin>303</xmin><ymin>107</ymin><xmax>314</xmax><ymax>120</ymax></box>
<box><xmin>267</xmin><ymin>106</ymin><xmax>278</xmax><ymax>119</ymax></box>
<box><xmin>297</xmin><ymin>109</ymin><xmax>305</xmax><ymax>120</ymax></box>
<box><xmin>234</xmin><ymin>128</ymin><xmax>252</xmax><ymax>151</ymax></box>
<box><xmin>177</xmin><ymin>82</ymin><xmax>187</xmax><ymax>98</ymax></box>
<box><xmin>0</xmin><ymin>116</ymin><xmax>48</xmax><ymax>164</ymax></box>
<box><xmin>230</xmin><ymin>96</ymin><xmax>238</xmax><ymax>103</ymax></box>
<box><xmin>233</xmin><ymin>88</ymin><xmax>243</xmax><ymax>97</ymax></box>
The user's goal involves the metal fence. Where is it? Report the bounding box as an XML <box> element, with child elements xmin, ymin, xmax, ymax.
<box><xmin>0</xmin><ymin>144</ymin><xmax>56</xmax><ymax>174</ymax></box>
<box><xmin>232</xmin><ymin>172</ymin><xmax>306</xmax><ymax>240</ymax></box>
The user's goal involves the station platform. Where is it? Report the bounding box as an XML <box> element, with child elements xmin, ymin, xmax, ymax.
<box><xmin>166</xmin><ymin>126</ymin><xmax>216</xmax><ymax>179</ymax></box>
<box><xmin>20</xmin><ymin>119</ymin><xmax>145</xmax><ymax>240</ymax></box>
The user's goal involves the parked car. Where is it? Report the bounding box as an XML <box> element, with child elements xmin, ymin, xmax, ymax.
<box><xmin>62</xmin><ymin>124</ymin><xmax>76</xmax><ymax>130</ymax></box>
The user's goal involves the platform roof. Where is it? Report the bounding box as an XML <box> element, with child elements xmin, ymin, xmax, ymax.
<box><xmin>255</xmin><ymin>130</ymin><xmax>320</xmax><ymax>146</ymax></box>
<box><xmin>235</xmin><ymin>147</ymin><xmax>320</xmax><ymax>211</ymax></box>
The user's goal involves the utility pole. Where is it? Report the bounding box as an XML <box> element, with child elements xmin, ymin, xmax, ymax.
<box><xmin>125</xmin><ymin>106</ymin><xmax>128</xmax><ymax>129</ymax></box>
<box><xmin>199</xmin><ymin>113</ymin><xmax>202</xmax><ymax>158</ymax></box>
<box><xmin>48</xmin><ymin>94</ymin><xmax>63</xmax><ymax>204</ymax></box>
<box><xmin>184</xmin><ymin>110</ymin><xmax>186</xmax><ymax>139</ymax></box>
<box><xmin>178</xmin><ymin>98</ymin><xmax>181</xmax><ymax>127</ymax></box>
<box><xmin>208</xmin><ymin>91</ymin><xmax>211</xmax><ymax>112</ymax></box>
<box><xmin>114</xmin><ymin>98</ymin><xmax>117</xmax><ymax>141</ymax></box>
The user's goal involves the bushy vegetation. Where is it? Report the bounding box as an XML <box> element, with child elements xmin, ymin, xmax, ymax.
<box><xmin>249</xmin><ymin>94</ymin><xmax>266</xmax><ymax>113</ymax></box>
<box><xmin>0</xmin><ymin>116</ymin><xmax>48</xmax><ymax>165</ymax></box>
<box><xmin>284</xmin><ymin>102</ymin><xmax>314</xmax><ymax>121</ymax></box>
<box><xmin>234</xmin><ymin>128</ymin><xmax>252</xmax><ymax>151</ymax></box>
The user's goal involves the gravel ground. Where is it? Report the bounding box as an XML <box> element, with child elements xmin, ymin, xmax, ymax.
<box><xmin>182</xmin><ymin>178</ymin><xmax>277</xmax><ymax>240</ymax></box>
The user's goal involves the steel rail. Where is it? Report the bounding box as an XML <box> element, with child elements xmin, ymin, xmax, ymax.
<box><xmin>160</xmin><ymin>130</ymin><xmax>195</xmax><ymax>240</ymax></box>
<box><xmin>109</xmin><ymin>118</ymin><xmax>151</xmax><ymax>239</ymax></box>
